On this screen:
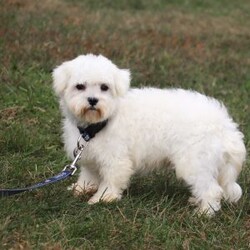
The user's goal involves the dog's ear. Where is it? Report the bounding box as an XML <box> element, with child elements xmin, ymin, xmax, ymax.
<box><xmin>52</xmin><ymin>62</ymin><xmax>70</xmax><ymax>96</ymax></box>
<box><xmin>114</xmin><ymin>69</ymin><xmax>131</xmax><ymax>96</ymax></box>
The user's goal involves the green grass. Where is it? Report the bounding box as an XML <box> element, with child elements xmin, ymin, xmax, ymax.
<box><xmin>0</xmin><ymin>0</ymin><xmax>250</xmax><ymax>249</ymax></box>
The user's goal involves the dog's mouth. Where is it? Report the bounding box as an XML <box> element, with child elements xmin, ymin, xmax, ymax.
<box><xmin>85</xmin><ymin>107</ymin><xmax>101</xmax><ymax>114</ymax></box>
<box><xmin>83</xmin><ymin>106</ymin><xmax>101</xmax><ymax>114</ymax></box>
<box><xmin>88</xmin><ymin>106</ymin><xmax>97</xmax><ymax>111</ymax></box>
<box><xmin>80</xmin><ymin>106</ymin><xmax>103</xmax><ymax>123</ymax></box>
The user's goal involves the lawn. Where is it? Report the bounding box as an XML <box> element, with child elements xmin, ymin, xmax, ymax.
<box><xmin>0</xmin><ymin>0</ymin><xmax>250</xmax><ymax>249</ymax></box>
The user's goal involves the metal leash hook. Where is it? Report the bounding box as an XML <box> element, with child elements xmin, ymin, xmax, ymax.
<box><xmin>63</xmin><ymin>135</ymin><xmax>88</xmax><ymax>176</ymax></box>
<box><xmin>74</xmin><ymin>134</ymin><xmax>87</xmax><ymax>156</ymax></box>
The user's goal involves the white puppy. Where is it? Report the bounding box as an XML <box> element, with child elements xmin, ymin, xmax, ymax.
<box><xmin>53</xmin><ymin>54</ymin><xmax>246</xmax><ymax>215</ymax></box>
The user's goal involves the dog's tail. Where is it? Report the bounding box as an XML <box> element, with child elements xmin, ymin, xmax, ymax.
<box><xmin>219</xmin><ymin>129</ymin><xmax>246</xmax><ymax>203</ymax></box>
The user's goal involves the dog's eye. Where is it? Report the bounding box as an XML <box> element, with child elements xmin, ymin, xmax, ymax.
<box><xmin>76</xmin><ymin>84</ymin><xmax>86</xmax><ymax>91</ymax></box>
<box><xmin>100</xmin><ymin>84</ymin><xmax>109</xmax><ymax>92</ymax></box>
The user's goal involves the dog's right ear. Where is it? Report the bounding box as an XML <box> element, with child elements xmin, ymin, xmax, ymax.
<box><xmin>52</xmin><ymin>62</ymin><xmax>70</xmax><ymax>96</ymax></box>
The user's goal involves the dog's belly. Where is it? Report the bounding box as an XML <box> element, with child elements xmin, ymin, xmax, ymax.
<box><xmin>135</xmin><ymin>157</ymin><xmax>172</xmax><ymax>173</ymax></box>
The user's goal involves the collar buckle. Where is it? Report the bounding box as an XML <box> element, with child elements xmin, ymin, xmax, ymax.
<box><xmin>77</xmin><ymin>119</ymin><xmax>108</xmax><ymax>142</ymax></box>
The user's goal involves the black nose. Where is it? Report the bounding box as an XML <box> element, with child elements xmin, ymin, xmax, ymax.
<box><xmin>88</xmin><ymin>97</ymin><xmax>98</xmax><ymax>106</ymax></box>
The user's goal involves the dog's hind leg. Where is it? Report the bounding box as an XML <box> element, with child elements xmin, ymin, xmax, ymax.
<box><xmin>175</xmin><ymin>155</ymin><xmax>223</xmax><ymax>216</ymax></box>
<box><xmin>218</xmin><ymin>135</ymin><xmax>245</xmax><ymax>203</ymax></box>
<box><xmin>188</xmin><ymin>176</ymin><xmax>223</xmax><ymax>216</ymax></box>
<box><xmin>218</xmin><ymin>130</ymin><xmax>246</xmax><ymax>203</ymax></box>
<box><xmin>219</xmin><ymin>163</ymin><xmax>242</xmax><ymax>203</ymax></box>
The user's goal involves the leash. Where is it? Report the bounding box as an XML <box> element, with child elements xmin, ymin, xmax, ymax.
<box><xmin>0</xmin><ymin>120</ymin><xmax>108</xmax><ymax>197</ymax></box>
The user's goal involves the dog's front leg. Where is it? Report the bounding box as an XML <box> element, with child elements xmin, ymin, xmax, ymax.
<box><xmin>88</xmin><ymin>160</ymin><xmax>134</xmax><ymax>204</ymax></box>
<box><xmin>68</xmin><ymin>166</ymin><xmax>100</xmax><ymax>196</ymax></box>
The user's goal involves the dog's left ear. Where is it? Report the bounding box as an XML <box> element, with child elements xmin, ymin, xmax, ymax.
<box><xmin>114</xmin><ymin>69</ymin><xmax>131</xmax><ymax>96</ymax></box>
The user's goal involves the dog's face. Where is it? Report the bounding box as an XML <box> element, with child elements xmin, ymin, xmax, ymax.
<box><xmin>52</xmin><ymin>54</ymin><xmax>130</xmax><ymax>124</ymax></box>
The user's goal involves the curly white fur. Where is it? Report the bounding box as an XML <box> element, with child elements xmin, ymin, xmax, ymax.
<box><xmin>53</xmin><ymin>54</ymin><xmax>246</xmax><ymax>216</ymax></box>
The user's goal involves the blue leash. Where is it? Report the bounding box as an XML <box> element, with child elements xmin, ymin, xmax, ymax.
<box><xmin>0</xmin><ymin>169</ymin><xmax>73</xmax><ymax>197</ymax></box>
<box><xmin>0</xmin><ymin>144</ymin><xmax>84</xmax><ymax>197</ymax></box>
<box><xmin>0</xmin><ymin>120</ymin><xmax>108</xmax><ymax>198</ymax></box>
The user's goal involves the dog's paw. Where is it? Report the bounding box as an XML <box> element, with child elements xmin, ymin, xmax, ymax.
<box><xmin>88</xmin><ymin>192</ymin><xmax>121</xmax><ymax>204</ymax></box>
<box><xmin>68</xmin><ymin>183</ymin><xmax>97</xmax><ymax>197</ymax></box>
<box><xmin>193</xmin><ymin>200</ymin><xmax>221</xmax><ymax>217</ymax></box>
<box><xmin>188</xmin><ymin>196</ymin><xmax>199</xmax><ymax>206</ymax></box>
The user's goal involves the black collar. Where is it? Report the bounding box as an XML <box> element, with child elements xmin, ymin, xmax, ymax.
<box><xmin>77</xmin><ymin>120</ymin><xmax>108</xmax><ymax>142</ymax></box>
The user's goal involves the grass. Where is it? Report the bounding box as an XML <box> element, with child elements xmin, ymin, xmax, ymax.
<box><xmin>0</xmin><ymin>0</ymin><xmax>250</xmax><ymax>249</ymax></box>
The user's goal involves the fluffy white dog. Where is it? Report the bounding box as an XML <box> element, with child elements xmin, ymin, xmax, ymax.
<box><xmin>53</xmin><ymin>54</ymin><xmax>246</xmax><ymax>215</ymax></box>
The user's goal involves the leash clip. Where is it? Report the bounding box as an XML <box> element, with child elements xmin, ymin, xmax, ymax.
<box><xmin>64</xmin><ymin>136</ymin><xmax>87</xmax><ymax>176</ymax></box>
<box><xmin>74</xmin><ymin>135</ymin><xmax>88</xmax><ymax>157</ymax></box>
<box><xmin>63</xmin><ymin>164</ymin><xmax>78</xmax><ymax>176</ymax></box>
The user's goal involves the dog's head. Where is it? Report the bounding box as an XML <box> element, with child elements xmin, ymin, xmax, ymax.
<box><xmin>52</xmin><ymin>54</ymin><xmax>130</xmax><ymax>124</ymax></box>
